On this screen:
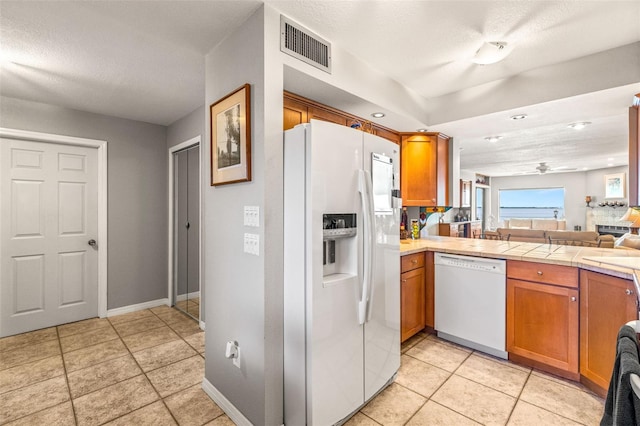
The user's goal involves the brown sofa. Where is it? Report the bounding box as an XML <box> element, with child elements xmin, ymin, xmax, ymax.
<box><xmin>503</xmin><ymin>219</ymin><xmax>566</xmax><ymax>231</ymax></box>
<box><xmin>485</xmin><ymin>228</ymin><xmax>615</xmax><ymax>248</ymax></box>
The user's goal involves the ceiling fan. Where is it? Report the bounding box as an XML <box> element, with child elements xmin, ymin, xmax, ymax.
<box><xmin>516</xmin><ymin>162</ymin><xmax>578</xmax><ymax>175</ymax></box>
<box><xmin>536</xmin><ymin>162</ymin><xmax>551</xmax><ymax>174</ymax></box>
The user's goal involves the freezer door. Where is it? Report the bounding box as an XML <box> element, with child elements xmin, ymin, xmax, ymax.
<box><xmin>362</xmin><ymin>133</ymin><xmax>401</xmax><ymax>401</ymax></box>
<box><xmin>307</xmin><ymin>120</ymin><xmax>365</xmax><ymax>425</ymax></box>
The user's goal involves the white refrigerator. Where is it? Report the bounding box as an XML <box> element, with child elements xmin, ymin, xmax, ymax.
<box><xmin>284</xmin><ymin>120</ymin><xmax>401</xmax><ymax>425</ymax></box>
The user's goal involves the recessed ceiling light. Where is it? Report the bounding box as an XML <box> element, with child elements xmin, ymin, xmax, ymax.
<box><xmin>608</xmin><ymin>163</ymin><xmax>614</xmax><ymax>167</ymax></box>
<box><xmin>568</xmin><ymin>122</ymin><xmax>591</xmax><ymax>130</ymax></box>
<box><xmin>510</xmin><ymin>114</ymin><xmax>527</xmax><ymax>120</ymax></box>
<box><xmin>416</xmin><ymin>128</ymin><xmax>429</xmax><ymax>133</ymax></box>
<box><xmin>371</xmin><ymin>112</ymin><xmax>385</xmax><ymax>118</ymax></box>
<box><xmin>607</xmin><ymin>157</ymin><xmax>614</xmax><ymax>161</ymax></box>
<box><xmin>582</xmin><ymin>167</ymin><xmax>588</xmax><ymax>170</ymax></box>
<box><xmin>485</xmin><ymin>136</ymin><xmax>503</xmax><ymax>143</ymax></box>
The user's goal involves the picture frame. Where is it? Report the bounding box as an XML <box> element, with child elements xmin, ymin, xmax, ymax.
<box><xmin>604</xmin><ymin>172</ymin><xmax>625</xmax><ymax>199</ymax></box>
<box><xmin>210</xmin><ymin>83</ymin><xmax>251</xmax><ymax>186</ymax></box>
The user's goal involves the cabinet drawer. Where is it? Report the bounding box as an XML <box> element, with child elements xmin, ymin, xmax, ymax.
<box><xmin>507</xmin><ymin>260</ymin><xmax>578</xmax><ymax>288</ymax></box>
<box><xmin>402</xmin><ymin>253</ymin><xmax>425</xmax><ymax>273</ymax></box>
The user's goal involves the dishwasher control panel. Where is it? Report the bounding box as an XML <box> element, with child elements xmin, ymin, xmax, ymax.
<box><xmin>434</xmin><ymin>253</ymin><xmax>505</xmax><ymax>274</ymax></box>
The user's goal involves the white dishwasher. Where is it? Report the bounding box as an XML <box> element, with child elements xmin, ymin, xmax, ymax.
<box><xmin>434</xmin><ymin>252</ymin><xmax>507</xmax><ymax>359</ymax></box>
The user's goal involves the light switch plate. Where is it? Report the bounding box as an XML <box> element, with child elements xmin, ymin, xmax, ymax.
<box><xmin>244</xmin><ymin>206</ymin><xmax>259</xmax><ymax>227</ymax></box>
<box><xmin>243</xmin><ymin>233</ymin><xmax>259</xmax><ymax>256</ymax></box>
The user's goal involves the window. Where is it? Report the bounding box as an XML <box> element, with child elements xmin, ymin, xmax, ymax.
<box><xmin>499</xmin><ymin>188</ymin><xmax>565</xmax><ymax>221</ymax></box>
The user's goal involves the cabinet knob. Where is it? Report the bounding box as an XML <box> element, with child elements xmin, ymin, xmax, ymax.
<box><xmin>411</xmin><ymin>259</ymin><xmax>418</xmax><ymax>264</ymax></box>
<box><xmin>537</xmin><ymin>271</ymin><xmax>543</xmax><ymax>276</ymax></box>
<box><xmin>401</xmin><ymin>279</ymin><xmax>407</xmax><ymax>283</ymax></box>
<box><xmin>626</xmin><ymin>289</ymin><xmax>634</xmax><ymax>295</ymax></box>
<box><xmin>570</xmin><ymin>296</ymin><xmax>577</xmax><ymax>302</ymax></box>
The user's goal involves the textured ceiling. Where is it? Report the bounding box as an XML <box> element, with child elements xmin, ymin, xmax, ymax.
<box><xmin>0</xmin><ymin>1</ymin><xmax>262</xmax><ymax>125</ymax></box>
<box><xmin>271</xmin><ymin>0</ymin><xmax>640</xmax><ymax>99</ymax></box>
<box><xmin>1</xmin><ymin>1</ymin><xmax>639</xmax><ymax>176</ymax></box>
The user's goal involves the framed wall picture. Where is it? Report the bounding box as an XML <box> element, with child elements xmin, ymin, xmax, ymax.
<box><xmin>210</xmin><ymin>83</ymin><xmax>251</xmax><ymax>186</ymax></box>
<box><xmin>604</xmin><ymin>172</ymin><xmax>625</xmax><ymax>199</ymax></box>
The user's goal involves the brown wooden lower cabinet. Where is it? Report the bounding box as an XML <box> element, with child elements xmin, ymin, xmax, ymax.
<box><xmin>401</xmin><ymin>253</ymin><xmax>425</xmax><ymax>342</ymax></box>
<box><xmin>438</xmin><ymin>223</ymin><xmax>459</xmax><ymax>237</ymax></box>
<box><xmin>506</xmin><ymin>277</ymin><xmax>579</xmax><ymax>380</ymax></box>
<box><xmin>580</xmin><ymin>270</ymin><xmax>637</xmax><ymax>396</ymax></box>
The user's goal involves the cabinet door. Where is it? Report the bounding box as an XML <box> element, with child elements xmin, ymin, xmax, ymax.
<box><xmin>283</xmin><ymin>96</ymin><xmax>308</xmax><ymax>130</ymax></box>
<box><xmin>372</xmin><ymin>125</ymin><xmax>400</xmax><ymax>145</ymax></box>
<box><xmin>308</xmin><ymin>106</ymin><xmax>347</xmax><ymax>126</ymax></box>
<box><xmin>401</xmin><ymin>135</ymin><xmax>437</xmax><ymax>206</ymax></box>
<box><xmin>425</xmin><ymin>252</ymin><xmax>435</xmax><ymax>328</ymax></box>
<box><xmin>436</xmin><ymin>134</ymin><xmax>450</xmax><ymax>206</ymax></box>
<box><xmin>401</xmin><ymin>267</ymin><xmax>425</xmax><ymax>342</ymax></box>
<box><xmin>580</xmin><ymin>270</ymin><xmax>637</xmax><ymax>394</ymax></box>
<box><xmin>507</xmin><ymin>279</ymin><xmax>579</xmax><ymax>375</ymax></box>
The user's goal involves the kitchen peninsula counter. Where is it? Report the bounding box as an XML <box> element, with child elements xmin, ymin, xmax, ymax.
<box><xmin>400</xmin><ymin>236</ymin><xmax>640</xmax><ymax>395</ymax></box>
<box><xmin>400</xmin><ymin>236</ymin><xmax>640</xmax><ymax>282</ymax></box>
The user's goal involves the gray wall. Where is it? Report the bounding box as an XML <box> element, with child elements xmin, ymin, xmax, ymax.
<box><xmin>203</xmin><ymin>5</ymin><xmax>284</xmax><ymax>425</ymax></box>
<box><xmin>0</xmin><ymin>96</ymin><xmax>168</xmax><ymax>310</ymax></box>
<box><xmin>167</xmin><ymin>104</ymin><xmax>205</xmax><ymax>149</ymax></box>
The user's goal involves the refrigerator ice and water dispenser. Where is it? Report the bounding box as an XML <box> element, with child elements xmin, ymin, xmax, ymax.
<box><xmin>322</xmin><ymin>213</ymin><xmax>357</xmax><ymax>277</ymax></box>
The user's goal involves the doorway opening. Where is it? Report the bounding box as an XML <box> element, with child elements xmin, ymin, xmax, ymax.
<box><xmin>476</xmin><ymin>187</ymin><xmax>485</xmax><ymax>232</ymax></box>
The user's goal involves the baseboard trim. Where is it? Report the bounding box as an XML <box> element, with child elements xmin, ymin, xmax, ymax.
<box><xmin>106</xmin><ymin>298</ymin><xmax>170</xmax><ymax>317</ymax></box>
<box><xmin>202</xmin><ymin>378</ymin><xmax>252</xmax><ymax>426</ymax></box>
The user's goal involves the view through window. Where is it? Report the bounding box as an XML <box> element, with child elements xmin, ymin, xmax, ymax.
<box><xmin>499</xmin><ymin>188</ymin><xmax>565</xmax><ymax>220</ymax></box>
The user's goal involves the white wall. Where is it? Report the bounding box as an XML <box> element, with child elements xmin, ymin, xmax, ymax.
<box><xmin>490</xmin><ymin>166</ymin><xmax>629</xmax><ymax>230</ymax></box>
<box><xmin>428</xmin><ymin>42</ymin><xmax>640</xmax><ymax>125</ymax></box>
<box><xmin>0</xmin><ymin>96</ymin><xmax>168</xmax><ymax>309</ymax></box>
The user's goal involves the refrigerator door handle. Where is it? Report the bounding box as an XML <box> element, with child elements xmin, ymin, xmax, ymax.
<box><xmin>358</xmin><ymin>169</ymin><xmax>375</xmax><ymax>325</ymax></box>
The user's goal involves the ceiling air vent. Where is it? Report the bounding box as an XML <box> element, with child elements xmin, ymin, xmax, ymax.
<box><xmin>280</xmin><ymin>16</ymin><xmax>332</xmax><ymax>74</ymax></box>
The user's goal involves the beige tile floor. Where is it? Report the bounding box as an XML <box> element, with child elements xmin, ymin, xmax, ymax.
<box><xmin>347</xmin><ymin>331</ymin><xmax>605</xmax><ymax>426</ymax></box>
<box><xmin>175</xmin><ymin>296</ymin><xmax>200</xmax><ymax>320</ymax></box>
<box><xmin>2</xmin><ymin>313</ymin><xmax>605</xmax><ymax>426</ymax></box>
<box><xmin>0</xmin><ymin>306</ymin><xmax>234</xmax><ymax>425</ymax></box>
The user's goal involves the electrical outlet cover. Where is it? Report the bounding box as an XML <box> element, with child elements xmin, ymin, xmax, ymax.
<box><xmin>233</xmin><ymin>347</ymin><xmax>241</xmax><ymax>368</ymax></box>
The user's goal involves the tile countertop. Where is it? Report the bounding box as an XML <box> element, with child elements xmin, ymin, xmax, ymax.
<box><xmin>400</xmin><ymin>236</ymin><xmax>640</xmax><ymax>283</ymax></box>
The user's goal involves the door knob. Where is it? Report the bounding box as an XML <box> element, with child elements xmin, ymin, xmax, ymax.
<box><xmin>88</xmin><ymin>239</ymin><xmax>97</xmax><ymax>247</ymax></box>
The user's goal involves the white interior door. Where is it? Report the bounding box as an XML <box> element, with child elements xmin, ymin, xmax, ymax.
<box><xmin>1</xmin><ymin>138</ymin><xmax>99</xmax><ymax>337</ymax></box>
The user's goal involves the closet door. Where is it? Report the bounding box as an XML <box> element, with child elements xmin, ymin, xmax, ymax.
<box><xmin>186</xmin><ymin>146</ymin><xmax>200</xmax><ymax>319</ymax></box>
<box><xmin>174</xmin><ymin>146</ymin><xmax>200</xmax><ymax>320</ymax></box>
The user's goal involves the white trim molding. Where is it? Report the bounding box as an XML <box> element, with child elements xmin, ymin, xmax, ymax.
<box><xmin>106</xmin><ymin>298</ymin><xmax>169</xmax><ymax>317</ymax></box>
<box><xmin>0</xmin><ymin>127</ymin><xmax>109</xmax><ymax>318</ymax></box>
<box><xmin>202</xmin><ymin>378</ymin><xmax>252</xmax><ymax>426</ymax></box>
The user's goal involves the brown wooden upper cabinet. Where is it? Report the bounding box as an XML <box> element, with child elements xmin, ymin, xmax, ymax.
<box><xmin>283</xmin><ymin>92</ymin><xmax>401</xmax><ymax>145</ymax></box>
<box><xmin>400</xmin><ymin>133</ymin><xmax>450</xmax><ymax>206</ymax></box>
